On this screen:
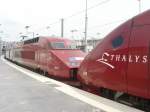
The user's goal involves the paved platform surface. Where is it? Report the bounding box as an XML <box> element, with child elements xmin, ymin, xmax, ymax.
<box><xmin>0</xmin><ymin>57</ymin><xmax>143</xmax><ymax>112</ymax></box>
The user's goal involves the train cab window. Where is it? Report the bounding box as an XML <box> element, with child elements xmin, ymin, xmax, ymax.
<box><xmin>50</xmin><ymin>42</ymin><xmax>66</xmax><ymax>49</ymax></box>
<box><xmin>112</xmin><ymin>36</ymin><xmax>124</xmax><ymax>48</ymax></box>
<box><xmin>50</xmin><ymin>41</ymin><xmax>77</xmax><ymax>50</ymax></box>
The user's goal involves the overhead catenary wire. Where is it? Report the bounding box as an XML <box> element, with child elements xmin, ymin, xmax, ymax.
<box><xmin>32</xmin><ymin>0</ymin><xmax>111</xmax><ymax>33</ymax></box>
<box><xmin>67</xmin><ymin>18</ymin><xmax>127</xmax><ymax>33</ymax></box>
<box><xmin>34</xmin><ymin>20</ymin><xmax>60</xmax><ymax>33</ymax></box>
<box><xmin>88</xmin><ymin>19</ymin><xmax>127</xmax><ymax>30</ymax></box>
<box><xmin>64</xmin><ymin>0</ymin><xmax>111</xmax><ymax>20</ymax></box>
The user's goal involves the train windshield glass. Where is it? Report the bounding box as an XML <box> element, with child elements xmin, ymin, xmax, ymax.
<box><xmin>50</xmin><ymin>42</ymin><xmax>77</xmax><ymax>50</ymax></box>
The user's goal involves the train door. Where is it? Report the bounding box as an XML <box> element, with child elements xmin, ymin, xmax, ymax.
<box><xmin>127</xmin><ymin>25</ymin><xmax>150</xmax><ymax>98</ymax></box>
<box><xmin>39</xmin><ymin>40</ymin><xmax>49</xmax><ymax>72</ymax></box>
<box><xmin>35</xmin><ymin>49</ymin><xmax>40</xmax><ymax>69</ymax></box>
<box><xmin>39</xmin><ymin>48</ymin><xmax>46</xmax><ymax>70</ymax></box>
<box><xmin>38</xmin><ymin>39</ymin><xmax>46</xmax><ymax>71</ymax></box>
<box><xmin>46</xmin><ymin>43</ymin><xmax>54</xmax><ymax>75</ymax></box>
<box><xmin>44</xmin><ymin>43</ymin><xmax>49</xmax><ymax>73</ymax></box>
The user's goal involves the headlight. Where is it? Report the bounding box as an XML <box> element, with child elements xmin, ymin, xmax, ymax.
<box><xmin>69</xmin><ymin>62</ymin><xmax>79</xmax><ymax>67</ymax></box>
<box><xmin>69</xmin><ymin>57</ymin><xmax>84</xmax><ymax>61</ymax></box>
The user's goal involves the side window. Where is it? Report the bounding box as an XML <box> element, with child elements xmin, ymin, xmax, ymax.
<box><xmin>112</xmin><ymin>36</ymin><xmax>124</xmax><ymax>48</ymax></box>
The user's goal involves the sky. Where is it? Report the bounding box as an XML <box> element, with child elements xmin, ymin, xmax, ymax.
<box><xmin>0</xmin><ymin>0</ymin><xmax>149</xmax><ymax>41</ymax></box>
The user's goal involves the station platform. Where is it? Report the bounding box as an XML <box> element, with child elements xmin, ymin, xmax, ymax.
<box><xmin>0</xmin><ymin>57</ymin><xmax>143</xmax><ymax>112</ymax></box>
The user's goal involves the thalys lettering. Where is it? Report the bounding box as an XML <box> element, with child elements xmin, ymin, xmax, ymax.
<box><xmin>97</xmin><ymin>52</ymin><xmax>148</xmax><ymax>69</ymax></box>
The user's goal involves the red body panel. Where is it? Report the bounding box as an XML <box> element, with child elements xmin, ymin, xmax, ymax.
<box><xmin>127</xmin><ymin>24</ymin><xmax>150</xmax><ymax>98</ymax></box>
<box><xmin>79</xmin><ymin>10</ymin><xmax>150</xmax><ymax>99</ymax></box>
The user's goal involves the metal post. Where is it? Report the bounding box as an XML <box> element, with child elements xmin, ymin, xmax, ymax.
<box><xmin>25</xmin><ymin>26</ymin><xmax>30</xmax><ymax>34</ymax></box>
<box><xmin>0</xmin><ymin>37</ymin><xmax>1</xmax><ymax>56</ymax></box>
<box><xmin>84</xmin><ymin>0</ymin><xmax>88</xmax><ymax>52</ymax></box>
<box><xmin>0</xmin><ymin>24</ymin><xmax>2</xmax><ymax>56</ymax></box>
<box><xmin>46</xmin><ymin>26</ymin><xmax>50</xmax><ymax>36</ymax></box>
<box><xmin>139</xmin><ymin>0</ymin><xmax>141</xmax><ymax>13</ymax></box>
<box><xmin>61</xmin><ymin>18</ymin><xmax>64</xmax><ymax>38</ymax></box>
<box><xmin>32</xmin><ymin>32</ymin><xmax>34</xmax><ymax>38</ymax></box>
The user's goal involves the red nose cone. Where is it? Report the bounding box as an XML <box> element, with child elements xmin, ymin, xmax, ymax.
<box><xmin>51</xmin><ymin>50</ymin><xmax>86</xmax><ymax>68</ymax></box>
<box><xmin>78</xmin><ymin>10</ymin><xmax>150</xmax><ymax>100</ymax></box>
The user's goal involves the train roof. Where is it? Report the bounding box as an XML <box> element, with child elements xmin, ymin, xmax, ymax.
<box><xmin>24</xmin><ymin>37</ymin><xmax>39</xmax><ymax>45</ymax></box>
<box><xmin>42</xmin><ymin>36</ymin><xmax>71</xmax><ymax>41</ymax></box>
<box><xmin>23</xmin><ymin>36</ymin><xmax>71</xmax><ymax>45</ymax></box>
<box><xmin>133</xmin><ymin>9</ymin><xmax>150</xmax><ymax>26</ymax></box>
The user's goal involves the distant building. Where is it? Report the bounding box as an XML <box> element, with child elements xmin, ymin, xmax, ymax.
<box><xmin>75</xmin><ymin>38</ymin><xmax>103</xmax><ymax>52</ymax></box>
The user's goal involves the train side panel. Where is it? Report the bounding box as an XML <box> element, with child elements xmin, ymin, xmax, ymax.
<box><xmin>21</xmin><ymin>45</ymin><xmax>37</xmax><ymax>69</ymax></box>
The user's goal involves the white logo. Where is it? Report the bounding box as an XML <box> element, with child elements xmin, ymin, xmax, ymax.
<box><xmin>97</xmin><ymin>52</ymin><xmax>148</xmax><ymax>69</ymax></box>
<box><xmin>97</xmin><ymin>52</ymin><xmax>115</xmax><ymax>69</ymax></box>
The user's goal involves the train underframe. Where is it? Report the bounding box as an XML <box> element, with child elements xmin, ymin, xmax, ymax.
<box><xmin>81</xmin><ymin>83</ymin><xmax>150</xmax><ymax>112</ymax></box>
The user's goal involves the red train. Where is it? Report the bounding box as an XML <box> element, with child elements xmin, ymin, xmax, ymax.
<box><xmin>5</xmin><ymin>37</ymin><xmax>86</xmax><ymax>80</ymax></box>
<box><xmin>78</xmin><ymin>10</ymin><xmax>150</xmax><ymax>110</ymax></box>
<box><xmin>5</xmin><ymin>10</ymin><xmax>150</xmax><ymax>111</ymax></box>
